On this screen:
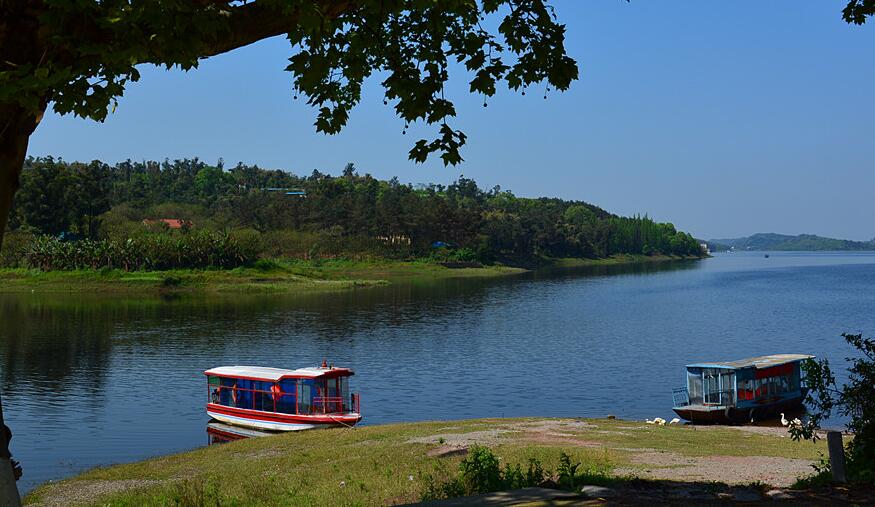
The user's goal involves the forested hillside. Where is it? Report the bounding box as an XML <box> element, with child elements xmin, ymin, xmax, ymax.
<box><xmin>710</xmin><ymin>233</ymin><xmax>875</xmax><ymax>251</ymax></box>
<box><xmin>2</xmin><ymin>157</ymin><xmax>703</xmax><ymax>270</ymax></box>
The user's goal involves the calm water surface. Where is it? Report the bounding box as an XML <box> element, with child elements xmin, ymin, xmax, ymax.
<box><xmin>3</xmin><ymin>251</ymin><xmax>875</xmax><ymax>493</ymax></box>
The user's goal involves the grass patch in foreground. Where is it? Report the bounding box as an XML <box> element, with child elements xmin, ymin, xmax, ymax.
<box><xmin>25</xmin><ymin>418</ymin><xmax>827</xmax><ymax>506</ymax></box>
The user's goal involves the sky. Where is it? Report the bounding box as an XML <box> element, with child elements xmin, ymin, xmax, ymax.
<box><xmin>25</xmin><ymin>1</ymin><xmax>875</xmax><ymax>240</ymax></box>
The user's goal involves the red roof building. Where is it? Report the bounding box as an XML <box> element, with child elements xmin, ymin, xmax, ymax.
<box><xmin>143</xmin><ymin>219</ymin><xmax>192</xmax><ymax>229</ymax></box>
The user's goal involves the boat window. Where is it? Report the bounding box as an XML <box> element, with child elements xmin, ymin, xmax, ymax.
<box><xmin>235</xmin><ymin>379</ymin><xmax>253</xmax><ymax>409</ymax></box>
<box><xmin>279</xmin><ymin>379</ymin><xmax>296</xmax><ymax>392</ymax></box>
<box><xmin>339</xmin><ymin>377</ymin><xmax>350</xmax><ymax>412</ymax></box>
<box><xmin>208</xmin><ymin>376</ymin><xmax>221</xmax><ymax>404</ymax></box>
<box><xmin>687</xmin><ymin>369</ymin><xmax>703</xmax><ymax>405</ymax></box>
<box><xmin>298</xmin><ymin>379</ymin><xmax>314</xmax><ymax>414</ymax></box>
<box><xmin>276</xmin><ymin>379</ymin><xmax>297</xmax><ymax>414</ymax></box>
<box><xmin>208</xmin><ymin>376</ymin><xmax>237</xmax><ymax>406</ymax></box>
<box><xmin>737</xmin><ymin>379</ymin><xmax>754</xmax><ymax>401</ymax></box>
<box><xmin>254</xmin><ymin>391</ymin><xmax>273</xmax><ymax>412</ymax></box>
<box><xmin>276</xmin><ymin>392</ymin><xmax>296</xmax><ymax>414</ymax></box>
<box><xmin>703</xmin><ymin>370</ymin><xmax>720</xmax><ymax>404</ymax></box>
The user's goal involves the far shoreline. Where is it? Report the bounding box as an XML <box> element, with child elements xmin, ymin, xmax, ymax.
<box><xmin>0</xmin><ymin>254</ymin><xmax>702</xmax><ymax>295</ymax></box>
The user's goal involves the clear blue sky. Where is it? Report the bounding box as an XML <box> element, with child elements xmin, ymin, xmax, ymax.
<box><xmin>26</xmin><ymin>1</ymin><xmax>875</xmax><ymax>240</ymax></box>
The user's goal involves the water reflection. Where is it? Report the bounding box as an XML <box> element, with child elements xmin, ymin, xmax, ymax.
<box><xmin>206</xmin><ymin>422</ymin><xmax>272</xmax><ymax>445</ymax></box>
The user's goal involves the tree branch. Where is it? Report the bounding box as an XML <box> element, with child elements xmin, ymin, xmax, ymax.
<box><xmin>198</xmin><ymin>1</ymin><xmax>353</xmax><ymax>59</ymax></box>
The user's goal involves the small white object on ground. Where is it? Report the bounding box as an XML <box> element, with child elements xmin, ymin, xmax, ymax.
<box><xmin>668</xmin><ymin>417</ymin><xmax>681</xmax><ymax>425</ymax></box>
<box><xmin>580</xmin><ymin>485</ymin><xmax>617</xmax><ymax>498</ymax></box>
<box><xmin>765</xmin><ymin>489</ymin><xmax>794</xmax><ymax>500</ymax></box>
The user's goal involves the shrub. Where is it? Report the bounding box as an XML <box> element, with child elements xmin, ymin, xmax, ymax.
<box><xmin>557</xmin><ymin>452</ymin><xmax>581</xmax><ymax>489</ymax></box>
<box><xmin>793</xmin><ymin>333</ymin><xmax>875</xmax><ymax>483</ymax></box>
<box><xmin>421</xmin><ymin>448</ymin><xmax>583</xmax><ymax>501</ymax></box>
<box><xmin>230</xmin><ymin>228</ymin><xmax>263</xmax><ymax>261</ymax></box>
<box><xmin>0</xmin><ymin>230</ymin><xmax>32</xmax><ymax>268</ymax></box>
<box><xmin>252</xmin><ymin>258</ymin><xmax>282</xmax><ymax>272</ymax></box>
<box><xmin>458</xmin><ymin>446</ymin><xmax>503</xmax><ymax>494</ymax></box>
<box><xmin>23</xmin><ymin>231</ymin><xmax>250</xmax><ymax>271</ymax></box>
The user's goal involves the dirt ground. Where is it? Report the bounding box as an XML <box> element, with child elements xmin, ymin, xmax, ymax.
<box><xmin>408</xmin><ymin>419</ymin><xmax>818</xmax><ymax>487</ymax></box>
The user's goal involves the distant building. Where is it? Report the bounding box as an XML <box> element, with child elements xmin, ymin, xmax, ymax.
<box><xmin>264</xmin><ymin>188</ymin><xmax>307</xmax><ymax>197</ymax></box>
<box><xmin>143</xmin><ymin>219</ymin><xmax>192</xmax><ymax>230</ymax></box>
<box><xmin>700</xmin><ymin>243</ymin><xmax>711</xmax><ymax>255</ymax></box>
<box><xmin>377</xmin><ymin>235</ymin><xmax>411</xmax><ymax>246</ymax></box>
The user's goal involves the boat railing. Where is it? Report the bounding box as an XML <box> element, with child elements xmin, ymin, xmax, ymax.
<box><xmin>672</xmin><ymin>387</ymin><xmax>690</xmax><ymax>407</ymax></box>
<box><xmin>313</xmin><ymin>396</ymin><xmax>345</xmax><ymax>413</ymax></box>
<box><xmin>313</xmin><ymin>395</ymin><xmax>360</xmax><ymax>414</ymax></box>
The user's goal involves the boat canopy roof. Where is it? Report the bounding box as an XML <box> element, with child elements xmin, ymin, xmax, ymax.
<box><xmin>204</xmin><ymin>365</ymin><xmax>354</xmax><ymax>381</ymax></box>
<box><xmin>687</xmin><ymin>354</ymin><xmax>814</xmax><ymax>370</ymax></box>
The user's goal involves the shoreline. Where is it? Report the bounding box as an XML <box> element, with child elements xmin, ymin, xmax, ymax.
<box><xmin>0</xmin><ymin>254</ymin><xmax>701</xmax><ymax>295</ymax></box>
<box><xmin>24</xmin><ymin>416</ymin><xmax>825</xmax><ymax>506</ymax></box>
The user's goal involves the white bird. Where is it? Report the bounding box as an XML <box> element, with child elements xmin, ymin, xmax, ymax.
<box><xmin>668</xmin><ymin>418</ymin><xmax>681</xmax><ymax>425</ymax></box>
<box><xmin>654</xmin><ymin>417</ymin><xmax>666</xmax><ymax>425</ymax></box>
<box><xmin>780</xmin><ymin>413</ymin><xmax>789</xmax><ymax>426</ymax></box>
<box><xmin>645</xmin><ymin>419</ymin><xmax>655</xmax><ymax>424</ymax></box>
<box><xmin>790</xmin><ymin>418</ymin><xmax>803</xmax><ymax>429</ymax></box>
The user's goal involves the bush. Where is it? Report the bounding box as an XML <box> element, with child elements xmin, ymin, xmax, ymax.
<box><xmin>421</xmin><ymin>447</ymin><xmax>548</xmax><ymax>500</ymax></box>
<box><xmin>230</xmin><ymin>228</ymin><xmax>263</xmax><ymax>261</ymax></box>
<box><xmin>420</xmin><ymin>448</ymin><xmax>606</xmax><ymax>501</ymax></box>
<box><xmin>459</xmin><ymin>446</ymin><xmax>504</xmax><ymax>494</ymax></box>
<box><xmin>23</xmin><ymin>231</ymin><xmax>250</xmax><ymax>271</ymax></box>
<box><xmin>0</xmin><ymin>230</ymin><xmax>33</xmax><ymax>268</ymax></box>
<box><xmin>793</xmin><ymin>333</ymin><xmax>875</xmax><ymax>483</ymax></box>
<box><xmin>252</xmin><ymin>258</ymin><xmax>282</xmax><ymax>272</ymax></box>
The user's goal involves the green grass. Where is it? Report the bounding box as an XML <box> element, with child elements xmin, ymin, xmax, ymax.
<box><xmin>0</xmin><ymin>254</ymin><xmax>696</xmax><ymax>294</ymax></box>
<box><xmin>0</xmin><ymin>260</ymin><xmax>511</xmax><ymax>295</ymax></box>
<box><xmin>547</xmin><ymin>253</ymin><xmax>701</xmax><ymax>268</ymax></box>
<box><xmin>24</xmin><ymin>418</ymin><xmax>826</xmax><ymax>506</ymax></box>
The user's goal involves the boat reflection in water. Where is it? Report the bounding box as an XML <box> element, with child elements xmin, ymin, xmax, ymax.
<box><xmin>206</xmin><ymin>422</ymin><xmax>273</xmax><ymax>445</ymax></box>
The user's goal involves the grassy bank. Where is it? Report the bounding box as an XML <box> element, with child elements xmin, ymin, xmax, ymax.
<box><xmin>0</xmin><ymin>254</ymin><xmax>695</xmax><ymax>294</ymax></box>
<box><xmin>25</xmin><ymin>417</ymin><xmax>825</xmax><ymax>506</ymax></box>
<box><xmin>545</xmin><ymin>253</ymin><xmax>700</xmax><ymax>268</ymax></box>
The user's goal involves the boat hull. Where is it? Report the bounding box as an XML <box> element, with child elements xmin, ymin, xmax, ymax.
<box><xmin>673</xmin><ymin>395</ymin><xmax>806</xmax><ymax>424</ymax></box>
<box><xmin>207</xmin><ymin>404</ymin><xmax>361</xmax><ymax>432</ymax></box>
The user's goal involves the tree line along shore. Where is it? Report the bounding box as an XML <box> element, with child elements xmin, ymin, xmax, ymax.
<box><xmin>1</xmin><ymin>157</ymin><xmax>705</xmax><ymax>292</ymax></box>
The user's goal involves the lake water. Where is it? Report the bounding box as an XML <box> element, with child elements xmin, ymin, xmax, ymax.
<box><xmin>3</xmin><ymin>251</ymin><xmax>875</xmax><ymax>493</ymax></box>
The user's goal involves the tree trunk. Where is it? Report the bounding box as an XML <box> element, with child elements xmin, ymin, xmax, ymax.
<box><xmin>0</xmin><ymin>102</ymin><xmax>43</xmax><ymax>507</ymax></box>
<box><xmin>0</xmin><ymin>104</ymin><xmax>40</xmax><ymax>249</ymax></box>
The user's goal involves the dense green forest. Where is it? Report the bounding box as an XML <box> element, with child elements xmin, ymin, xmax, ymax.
<box><xmin>1</xmin><ymin>157</ymin><xmax>703</xmax><ymax>270</ymax></box>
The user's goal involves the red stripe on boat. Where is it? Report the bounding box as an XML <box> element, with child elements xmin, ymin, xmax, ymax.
<box><xmin>207</xmin><ymin>404</ymin><xmax>361</xmax><ymax>425</ymax></box>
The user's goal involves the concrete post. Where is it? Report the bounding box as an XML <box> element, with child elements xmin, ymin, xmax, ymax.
<box><xmin>827</xmin><ymin>431</ymin><xmax>847</xmax><ymax>483</ymax></box>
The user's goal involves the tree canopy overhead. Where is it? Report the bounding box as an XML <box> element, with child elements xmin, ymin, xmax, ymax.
<box><xmin>2</xmin><ymin>0</ymin><xmax>578</xmax><ymax>165</ymax></box>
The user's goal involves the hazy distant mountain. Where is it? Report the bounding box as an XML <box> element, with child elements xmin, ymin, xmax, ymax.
<box><xmin>707</xmin><ymin>233</ymin><xmax>875</xmax><ymax>251</ymax></box>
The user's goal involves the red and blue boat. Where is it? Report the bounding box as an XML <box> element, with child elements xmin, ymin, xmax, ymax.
<box><xmin>205</xmin><ymin>361</ymin><xmax>361</xmax><ymax>431</ymax></box>
<box><xmin>672</xmin><ymin>354</ymin><xmax>812</xmax><ymax>424</ymax></box>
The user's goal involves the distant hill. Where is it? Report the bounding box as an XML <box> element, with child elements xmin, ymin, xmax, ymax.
<box><xmin>707</xmin><ymin>233</ymin><xmax>875</xmax><ymax>251</ymax></box>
